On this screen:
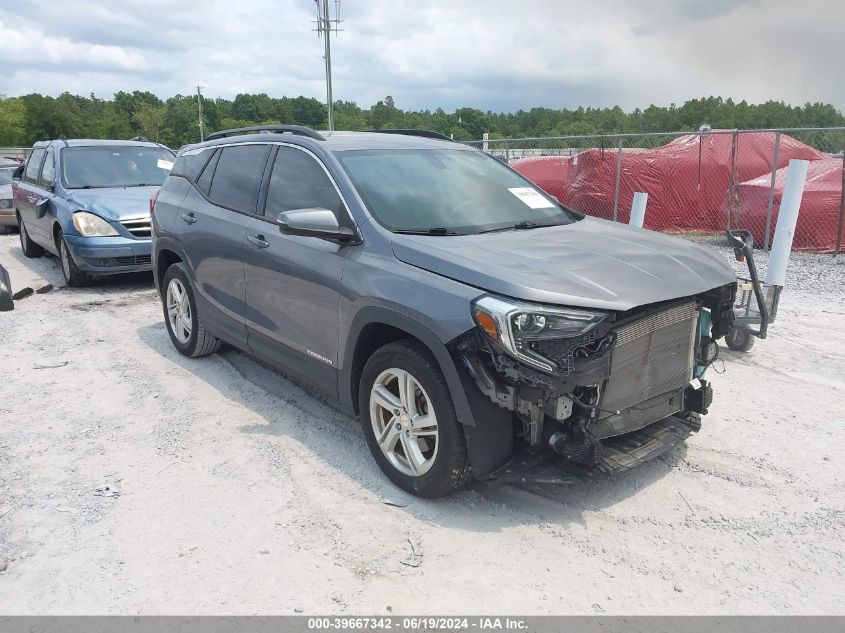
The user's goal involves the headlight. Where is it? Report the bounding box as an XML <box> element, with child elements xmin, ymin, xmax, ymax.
<box><xmin>72</xmin><ymin>212</ymin><xmax>118</xmax><ymax>237</ymax></box>
<box><xmin>473</xmin><ymin>295</ymin><xmax>606</xmax><ymax>373</ymax></box>
<box><xmin>0</xmin><ymin>199</ymin><xmax>12</xmax><ymax>209</ymax></box>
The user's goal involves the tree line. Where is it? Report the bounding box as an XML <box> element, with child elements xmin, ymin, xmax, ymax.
<box><xmin>1</xmin><ymin>92</ymin><xmax>842</xmax><ymax>149</ymax></box>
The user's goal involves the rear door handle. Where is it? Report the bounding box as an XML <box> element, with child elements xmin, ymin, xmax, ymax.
<box><xmin>180</xmin><ymin>213</ymin><xmax>197</xmax><ymax>224</ymax></box>
<box><xmin>247</xmin><ymin>234</ymin><xmax>269</xmax><ymax>249</ymax></box>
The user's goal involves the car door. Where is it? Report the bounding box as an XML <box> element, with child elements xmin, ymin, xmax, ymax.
<box><xmin>242</xmin><ymin>144</ymin><xmax>354</xmax><ymax>394</ymax></box>
<box><xmin>16</xmin><ymin>148</ymin><xmax>48</xmax><ymax>244</ymax></box>
<box><xmin>32</xmin><ymin>147</ymin><xmax>57</xmax><ymax>240</ymax></box>
<box><xmin>178</xmin><ymin>143</ymin><xmax>272</xmax><ymax>349</ymax></box>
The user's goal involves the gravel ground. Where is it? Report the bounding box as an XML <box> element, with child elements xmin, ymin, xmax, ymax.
<box><xmin>0</xmin><ymin>232</ymin><xmax>843</xmax><ymax>615</ymax></box>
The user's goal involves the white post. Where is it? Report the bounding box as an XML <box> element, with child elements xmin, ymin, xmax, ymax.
<box><xmin>765</xmin><ymin>159</ymin><xmax>809</xmax><ymax>287</ymax></box>
<box><xmin>629</xmin><ymin>192</ymin><xmax>648</xmax><ymax>228</ymax></box>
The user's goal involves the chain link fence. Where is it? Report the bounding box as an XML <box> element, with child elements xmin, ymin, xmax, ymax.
<box><xmin>465</xmin><ymin>128</ymin><xmax>845</xmax><ymax>254</ymax></box>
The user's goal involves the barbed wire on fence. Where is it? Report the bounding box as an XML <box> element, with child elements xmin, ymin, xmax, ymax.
<box><xmin>465</xmin><ymin>127</ymin><xmax>845</xmax><ymax>254</ymax></box>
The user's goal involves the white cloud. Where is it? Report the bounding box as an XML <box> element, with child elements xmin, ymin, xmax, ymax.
<box><xmin>0</xmin><ymin>0</ymin><xmax>841</xmax><ymax>112</ymax></box>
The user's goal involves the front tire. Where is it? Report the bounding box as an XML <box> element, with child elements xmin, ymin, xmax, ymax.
<box><xmin>18</xmin><ymin>215</ymin><xmax>44</xmax><ymax>258</ymax></box>
<box><xmin>59</xmin><ymin>231</ymin><xmax>89</xmax><ymax>287</ymax></box>
<box><xmin>161</xmin><ymin>262</ymin><xmax>220</xmax><ymax>358</ymax></box>
<box><xmin>359</xmin><ymin>340</ymin><xmax>472</xmax><ymax>498</ymax></box>
<box><xmin>725</xmin><ymin>326</ymin><xmax>755</xmax><ymax>352</ymax></box>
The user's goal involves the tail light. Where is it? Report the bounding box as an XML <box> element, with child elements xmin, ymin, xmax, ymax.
<box><xmin>149</xmin><ymin>190</ymin><xmax>159</xmax><ymax>218</ymax></box>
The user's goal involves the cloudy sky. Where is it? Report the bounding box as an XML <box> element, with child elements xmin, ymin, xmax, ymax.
<box><xmin>0</xmin><ymin>0</ymin><xmax>841</xmax><ymax>112</ymax></box>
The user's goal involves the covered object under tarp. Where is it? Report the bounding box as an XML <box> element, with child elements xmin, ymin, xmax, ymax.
<box><xmin>730</xmin><ymin>158</ymin><xmax>844</xmax><ymax>253</ymax></box>
<box><xmin>511</xmin><ymin>132</ymin><xmax>827</xmax><ymax>234</ymax></box>
<box><xmin>508</xmin><ymin>155</ymin><xmax>574</xmax><ymax>202</ymax></box>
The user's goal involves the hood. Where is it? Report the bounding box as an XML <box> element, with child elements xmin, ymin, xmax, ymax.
<box><xmin>0</xmin><ymin>184</ymin><xmax>11</xmax><ymax>199</ymax></box>
<box><xmin>65</xmin><ymin>185</ymin><xmax>159</xmax><ymax>222</ymax></box>
<box><xmin>391</xmin><ymin>217</ymin><xmax>736</xmax><ymax>312</ymax></box>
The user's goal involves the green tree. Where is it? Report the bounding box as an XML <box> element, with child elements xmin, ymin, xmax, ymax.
<box><xmin>0</xmin><ymin>95</ymin><xmax>27</xmax><ymax>145</ymax></box>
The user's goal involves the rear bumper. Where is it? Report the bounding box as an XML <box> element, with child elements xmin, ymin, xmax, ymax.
<box><xmin>64</xmin><ymin>234</ymin><xmax>152</xmax><ymax>274</ymax></box>
<box><xmin>485</xmin><ymin>412</ymin><xmax>700</xmax><ymax>486</ymax></box>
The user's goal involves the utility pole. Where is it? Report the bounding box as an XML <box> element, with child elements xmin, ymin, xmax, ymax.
<box><xmin>315</xmin><ymin>0</ymin><xmax>342</xmax><ymax>131</ymax></box>
<box><xmin>196</xmin><ymin>85</ymin><xmax>205</xmax><ymax>142</ymax></box>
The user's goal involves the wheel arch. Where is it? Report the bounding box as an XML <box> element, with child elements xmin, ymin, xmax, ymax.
<box><xmin>340</xmin><ymin>306</ymin><xmax>477</xmax><ymax>428</ymax></box>
<box><xmin>152</xmin><ymin>237</ymin><xmax>190</xmax><ymax>294</ymax></box>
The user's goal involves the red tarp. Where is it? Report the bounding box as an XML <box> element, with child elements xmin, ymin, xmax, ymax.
<box><xmin>507</xmin><ymin>155</ymin><xmax>575</xmax><ymax>202</ymax></box>
<box><xmin>511</xmin><ymin>132</ymin><xmax>828</xmax><ymax>235</ymax></box>
<box><xmin>731</xmin><ymin>158</ymin><xmax>844</xmax><ymax>252</ymax></box>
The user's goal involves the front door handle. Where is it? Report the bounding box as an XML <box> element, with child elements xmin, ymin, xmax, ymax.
<box><xmin>247</xmin><ymin>234</ymin><xmax>269</xmax><ymax>249</ymax></box>
<box><xmin>180</xmin><ymin>212</ymin><xmax>197</xmax><ymax>224</ymax></box>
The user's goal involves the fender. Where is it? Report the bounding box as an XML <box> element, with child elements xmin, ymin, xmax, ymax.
<box><xmin>152</xmin><ymin>236</ymin><xmax>192</xmax><ymax>293</ymax></box>
<box><xmin>339</xmin><ymin>305</ymin><xmax>478</xmax><ymax>428</ymax></box>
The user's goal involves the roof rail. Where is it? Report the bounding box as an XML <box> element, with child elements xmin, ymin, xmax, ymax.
<box><xmin>374</xmin><ymin>129</ymin><xmax>452</xmax><ymax>141</ymax></box>
<box><xmin>205</xmin><ymin>124</ymin><xmax>326</xmax><ymax>142</ymax></box>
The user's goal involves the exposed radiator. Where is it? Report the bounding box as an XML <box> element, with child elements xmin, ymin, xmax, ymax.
<box><xmin>590</xmin><ymin>301</ymin><xmax>698</xmax><ymax>439</ymax></box>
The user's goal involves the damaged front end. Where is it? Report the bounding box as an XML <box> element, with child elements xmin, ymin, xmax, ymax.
<box><xmin>457</xmin><ymin>283</ymin><xmax>736</xmax><ymax>484</ymax></box>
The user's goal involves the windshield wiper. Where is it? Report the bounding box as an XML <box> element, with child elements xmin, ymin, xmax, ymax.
<box><xmin>478</xmin><ymin>220</ymin><xmax>545</xmax><ymax>234</ymax></box>
<box><xmin>393</xmin><ymin>227</ymin><xmax>463</xmax><ymax>236</ymax></box>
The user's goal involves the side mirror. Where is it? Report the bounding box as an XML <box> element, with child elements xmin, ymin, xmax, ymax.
<box><xmin>35</xmin><ymin>197</ymin><xmax>50</xmax><ymax>219</ymax></box>
<box><xmin>276</xmin><ymin>208</ymin><xmax>357</xmax><ymax>243</ymax></box>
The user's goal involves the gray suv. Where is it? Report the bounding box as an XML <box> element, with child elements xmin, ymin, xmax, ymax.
<box><xmin>152</xmin><ymin>125</ymin><xmax>737</xmax><ymax>497</ymax></box>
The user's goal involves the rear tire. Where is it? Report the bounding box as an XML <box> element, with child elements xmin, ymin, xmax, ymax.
<box><xmin>18</xmin><ymin>215</ymin><xmax>44</xmax><ymax>258</ymax></box>
<box><xmin>161</xmin><ymin>262</ymin><xmax>221</xmax><ymax>358</ymax></box>
<box><xmin>725</xmin><ymin>326</ymin><xmax>755</xmax><ymax>352</ymax></box>
<box><xmin>58</xmin><ymin>231</ymin><xmax>89</xmax><ymax>287</ymax></box>
<box><xmin>359</xmin><ymin>339</ymin><xmax>472</xmax><ymax>498</ymax></box>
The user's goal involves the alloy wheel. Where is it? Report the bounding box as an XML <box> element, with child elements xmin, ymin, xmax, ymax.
<box><xmin>60</xmin><ymin>241</ymin><xmax>71</xmax><ymax>281</ymax></box>
<box><xmin>369</xmin><ymin>368</ymin><xmax>439</xmax><ymax>477</ymax></box>
<box><xmin>166</xmin><ymin>278</ymin><xmax>192</xmax><ymax>344</ymax></box>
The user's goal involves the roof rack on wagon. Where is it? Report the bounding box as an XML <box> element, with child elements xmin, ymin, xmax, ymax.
<box><xmin>205</xmin><ymin>125</ymin><xmax>327</xmax><ymax>142</ymax></box>
<box><xmin>375</xmin><ymin>129</ymin><xmax>452</xmax><ymax>141</ymax></box>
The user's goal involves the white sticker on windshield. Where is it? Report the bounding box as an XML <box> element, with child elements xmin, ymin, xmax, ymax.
<box><xmin>507</xmin><ymin>187</ymin><xmax>555</xmax><ymax>209</ymax></box>
<box><xmin>157</xmin><ymin>159</ymin><xmax>175</xmax><ymax>170</ymax></box>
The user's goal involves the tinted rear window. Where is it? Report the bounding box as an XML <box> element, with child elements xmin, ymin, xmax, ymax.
<box><xmin>208</xmin><ymin>144</ymin><xmax>271</xmax><ymax>213</ymax></box>
<box><xmin>172</xmin><ymin>146</ymin><xmax>216</xmax><ymax>180</ymax></box>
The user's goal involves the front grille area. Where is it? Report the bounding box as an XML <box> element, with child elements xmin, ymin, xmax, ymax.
<box><xmin>116</xmin><ymin>255</ymin><xmax>152</xmax><ymax>265</ymax></box>
<box><xmin>120</xmin><ymin>217</ymin><xmax>151</xmax><ymax>238</ymax></box>
<box><xmin>590</xmin><ymin>301</ymin><xmax>698</xmax><ymax>439</ymax></box>
<box><xmin>84</xmin><ymin>255</ymin><xmax>152</xmax><ymax>267</ymax></box>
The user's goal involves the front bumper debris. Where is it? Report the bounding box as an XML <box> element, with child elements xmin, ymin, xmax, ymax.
<box><xmin>484</xmin><ymin>413</ymin><xmax>701</xmax><ymax>486</ymax></box>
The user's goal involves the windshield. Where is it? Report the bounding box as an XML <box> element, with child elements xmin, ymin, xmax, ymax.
<box><xmin>0</xmin><ymin>169</ymin><xmax>12</xmax><ymax>186</ymax></box>
<box><xmin>337</xmin><ymin>149</ymin><xmax>577</xmax><ymax>234</ymax></box>
<box><xmin>62</xmin><ymin>146</ymin><xmax>175</xmax><ymax>188</ymax></box>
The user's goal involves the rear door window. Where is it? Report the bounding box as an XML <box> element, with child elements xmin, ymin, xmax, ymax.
<box><xmin>24</xmin><ymin>149</ymin><xmax>45</xmax><ymax>184</ymax></box>
<box><xmin>196</xmin><ymin>149</ymin><xmax>220</xmax><ymax>194</ymax></box>
<box><xmin>264</xmin><ymin>146</ymin><xmax>345</xmax><ymax>219</ymax></box>
<box><xmin>208</xmin><ymin>144</ymin><xmax>271</xmax><ymax>213</ymax></box>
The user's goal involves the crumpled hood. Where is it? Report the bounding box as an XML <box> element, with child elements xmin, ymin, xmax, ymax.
<box><xmin>391</xmin><ymin>217</ymin><xmax>737</xmax><ymax>311</ymax></box>
<box><xmin>65</xmin><ymin>186</ymin><xmax>158</xmax><ymax>222</ymax></box>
